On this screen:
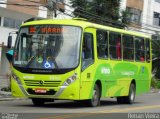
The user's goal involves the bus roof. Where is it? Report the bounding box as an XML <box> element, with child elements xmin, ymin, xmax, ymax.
<box><xmin>22</xmin><ymin>19</ymin><xmax>151</xmax><ymax>39</ymax></box>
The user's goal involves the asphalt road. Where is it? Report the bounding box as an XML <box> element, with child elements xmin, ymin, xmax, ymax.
<box><xmin>0</xmin><ymin>92</ymin><xmax>160</xmax><ymax>119</ymax></box>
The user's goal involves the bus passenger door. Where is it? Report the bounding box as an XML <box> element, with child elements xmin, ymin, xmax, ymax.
<box><xmin>80</xmin><ymin>29</ymin><xmax>96</xmax><ymax>100</ymax></box>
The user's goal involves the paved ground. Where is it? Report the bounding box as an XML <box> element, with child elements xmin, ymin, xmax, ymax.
<box><xmin>0</xmin><ymin>76</ymin><xmax>9</xmax><ymax>88</ymax></box>
<box><xmin>0</xmin><ymin>91</ymin><xmax>160</xmax><ymax>119</ymax></box>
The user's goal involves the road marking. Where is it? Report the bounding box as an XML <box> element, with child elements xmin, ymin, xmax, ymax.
<box><xmin>94</xmin><ymin>105</ymin><xmax>160</xmax><ymax>113</ymax></box>
<box><xmin>40</xmin><ymin>113</ymin><xmax>92</xmax><ymax>119</ymax></box>
<box><xmin>40</xmin><ymin>105</ymin><xmax>160</xmax><ymax>119</ymax></box>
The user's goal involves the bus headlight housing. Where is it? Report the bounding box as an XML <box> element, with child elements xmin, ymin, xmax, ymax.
<box><xmin>63</xmin><ymin>74</ymin><xmax>77</xmax><ymax>86</ymax></box>
<box><xmin>12</xmin><ymin>72</ymin><xmax>22</xmax><ymax>85</ymax></box>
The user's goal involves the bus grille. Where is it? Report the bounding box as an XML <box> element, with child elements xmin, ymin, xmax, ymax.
<box><xmin>24</xmin><ymin>80</ymin><xmax>61</xmax><ymax>87</ymax></box>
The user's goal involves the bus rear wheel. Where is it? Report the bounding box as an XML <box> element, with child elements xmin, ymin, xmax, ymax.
<box><xmin>86</xmin><ymin>84</ymin><xmax>100</xmax><ymax>107</ymax></box>
<box><xmin>125</xmin><ymin>83</ymin><xmax>136</xmax><ymax>104</ymax></box>
<box><xmin>117</xmin><ymin>83</ymin><xmax>135</xmax><ymax>104</ymax></box>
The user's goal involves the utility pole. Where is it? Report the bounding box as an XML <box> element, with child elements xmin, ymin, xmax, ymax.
<box><xmin>40</xmin><ymin>0</ymin><xmax>57</xmax><ymax>19</ymax></box>
<box><xmin>40</xmin><ymin>0</ymin><xmax>65</xmax><ymax>19</ymax></box>
<box><xmin>46</xmin><ymin>0</ymin><xmax>57</xmax><ymax>19</ymax></box>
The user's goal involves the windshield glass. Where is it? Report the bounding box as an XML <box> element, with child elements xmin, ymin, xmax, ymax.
<box><xmin>13</xmin><ymin>25</ymin><xmax>81</xmax><ymax>69</ymax></box>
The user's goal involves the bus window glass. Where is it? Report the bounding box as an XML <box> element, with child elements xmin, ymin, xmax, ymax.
<box><xmin>123</xmin><ymin>35</ymin><xmax>134</xmax><ymax>61</ymax></box>
<box><xmin>146</xmin><ymin>39</ymin><xmax>150</xmax><ymax>62</ymax></box>
<box><xmin>109</xmin><ymin>32</ymin><xmax>121</xmax><ymax>59</ymax></box>
<box><xmin>97</xmin><ymin>30</ymin><xmax>108</xmax><ymax>58</ymax></box>
<box><xmin>13</xmin><ymin>25</ymin><xmax>81</xmax><ymax>70</ymax></box>
<box><xmin>135</xmin><ymin>37</ymin><xmax>145</xmax><ymax>62</ymax></box>
<box><xmin>82</xmin><ymin>33</ymin><xmax>94</xmax><ymax>70</ymax></box>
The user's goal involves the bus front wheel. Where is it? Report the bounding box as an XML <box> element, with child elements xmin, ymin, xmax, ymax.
<box><xmin>31</xmin><ymin>98</ymin><xmax>45</xmax><ymax>106</ymax></box>
<box><xmin>86</xmin><ymin>84</ymin><xmax>100</xmax><ymax>107</ymax></box>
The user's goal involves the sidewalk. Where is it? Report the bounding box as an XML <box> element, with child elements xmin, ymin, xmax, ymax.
<box><xmin>0</xmin><ymin>75</ymin><xmax>13</xmax><ymax>101</ymax></box>
<box><xmin>150</xmin><ymin>87</ymin><xmax>160</xmax><ymax>93</ymax></box>
<box><xmin>0</xmin><ymin>89</ymin><xmax>14</xmax><ymax>101</ymax></box>
<box><xmin>0</xmin><ymin>91</ymin><xmax>27</xmax><ymax>101</ymax></box>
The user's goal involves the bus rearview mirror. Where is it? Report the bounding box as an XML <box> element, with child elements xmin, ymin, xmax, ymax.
<box><xmin>7</xmin><ymin>36</ymin><xmax>12</xmax><ymax>49</ymax></box>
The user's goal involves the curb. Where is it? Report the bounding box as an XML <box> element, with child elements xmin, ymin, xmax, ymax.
<box><xmin>150</xmin><ymin>89</ymin><xmax>160</xmax><ymax>93</ymax></box>
<box><xmin>0</xmin><ymin>97</ymin><xmax>28</xmax><ymax>101</ymax></box>
<box><xmin>0</xmin><ymin>91</ymin><xmax>27</xmax><ymax>101</ymax></box>
<box><xmin>0</xmin><ymin>91</ymin><xmax>12</xmax><ymax>96</ymax></box>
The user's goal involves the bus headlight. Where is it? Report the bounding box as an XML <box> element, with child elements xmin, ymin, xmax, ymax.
<box><xmin>63</xmin><ymin>74</ymin><xmax>77</xmax><ymax>86</ymax></box>
<box><xmin>12</xmin><ymin>72</ymin><xmax>22</xmax><ymax>85</ymax></box>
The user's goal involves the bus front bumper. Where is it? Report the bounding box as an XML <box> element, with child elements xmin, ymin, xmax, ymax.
<box><xmin>11</xmin><ymin>78</ymin><xmax>80</xmax><ymax>100</ymax></box>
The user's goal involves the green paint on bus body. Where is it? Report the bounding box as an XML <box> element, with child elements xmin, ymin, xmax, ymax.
<box><xmin>10</xmin><ymin>19</ymin><xmax>152</xmax><ymax>103</ymax></box>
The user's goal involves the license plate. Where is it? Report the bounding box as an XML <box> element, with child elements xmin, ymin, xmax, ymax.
<box><xmin>35</xmin><ymin>88</ymin><xmax>47</xmax><ymax>93</ymax></box>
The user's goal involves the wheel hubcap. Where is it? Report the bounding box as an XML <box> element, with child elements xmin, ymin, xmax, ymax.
<box><xmin>130</xmin><ymin>88</ymin><xmax>135</xmax><ymax>101</ymax></box>
<box><xmin>92</xmin><ymin>89</ymin><xmax>98</xmax><ymax>104</ymax></box>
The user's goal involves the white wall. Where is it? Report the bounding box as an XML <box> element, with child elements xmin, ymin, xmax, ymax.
<box><xmin>38</xmin><ymin>6</ymin><xmax>47</xmax><ymax>18</ymax></box>
<box><xmin>0</xmin><ymin>46</ymin><xmax>10</xmax><ymax>76</ymax></box>
<box><xmin>0</xmin><ymin>0</ymin><xmax>7</xmax><ymax>8</ymax></box>
<box><xmin>0</xmin><ymin>27</ymin><xmax>17</xmax><ymax>47</ymax></box>
<box><xmin>56</xmin><ymin>0</ymin><xmax>74</xmax><ymax>19</ymax></box>
<box><xmin>120</xmin><ymin>0</ymin><xmax>127</xmax><ymax>11</ymax></box>
<box><xmin>0</xmin><ymin>7</ymin><xmax>35</xmax><ymax>47</ymax></box>
<box><xmin>153</xmin><ymin>1</ymin><xmax>160</xmax><ymax>13</ymax></box>
<box><xmin>142</xmin><ymin>0</ymin><xmax>156</xmax><ymax>26</ymax></box>
<box><xmin>141</xmin><ymin>0</ymin><xmax>160</xmax><ymax>34</ymax></box>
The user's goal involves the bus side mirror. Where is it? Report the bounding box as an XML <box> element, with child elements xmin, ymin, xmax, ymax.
<box><xmin>7</xmin><ymin>36</ymin><xmax>12</xmax><ymax>49</ymax></box>
<box><xmin>6</xmin><ymin>49</ymin><xmax>14</xmax><ymax>64</ymax></box>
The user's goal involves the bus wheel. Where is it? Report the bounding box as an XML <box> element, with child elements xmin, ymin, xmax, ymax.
<box><xmin>31</xmin><ymin>98</ymin><xmax>45</xmax><ymax>106</ymax></box>
<box><xmin>125</xmin><ymin>83</ymin><xmax>136</xmax><ymax>104</ymax></box>
<box><xmin>86</xmin><ymin>84</ymin><xmax>100</xmax><ymax>107</ymax></box>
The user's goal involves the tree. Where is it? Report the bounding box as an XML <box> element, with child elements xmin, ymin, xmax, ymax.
<box><xmin>152</xmin><ymin>34</ymin><xmax>160</xmax><ymax>79</ymax></box>
<box><xmin>121</xmin><ymin>9</ymin><xmax>131</xmax><ymax>25</ymax></box>
<box><xmin>70</xmin><ymin>0</ymin><xmax>130</xmax><ymax>28</ymax></box>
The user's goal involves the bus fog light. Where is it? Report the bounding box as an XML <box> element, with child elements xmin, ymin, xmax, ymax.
<box><xmin>71</xmin><ymin>75</ymin><xmax>77</xmax><ymax>80</ymax></box>
<box><xmin>66</xmin><ymin>78</ymin><xmax>72</xmax><ymax>85</ymax></box>
<box><xmin>63</xmin><ymin>74</ymin><xmax>77</xmax><ymax>86</ymax></box>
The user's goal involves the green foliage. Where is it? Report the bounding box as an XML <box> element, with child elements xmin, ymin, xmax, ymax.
<box><xmin>151</xmin><ymin>77</ymin><xmax>160</xmax><ymax>89</ymax></box>
<box><xmin>152</xmin><ymin>39</ymin><xmax>160</xmax><ymax>58</ymax></box>
<box><xmin>121</xmin><ymin>9</ymin><xmax>131</xmax><ymax>25</ymax></box>
<box><xmin>152</xmin><ymin>36</ymin><xmax>160</xmax><ymax>79</ymax></box>
<box><xmin>70</xmin><ymin>0</ymin><xmax>129</xmax><ymax>27</ymax></box>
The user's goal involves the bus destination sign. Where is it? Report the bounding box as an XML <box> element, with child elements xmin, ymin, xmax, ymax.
<box><xmin>29</xmin><ymin>25</ymin><xmax>66</xmax><ymax>34</ymax></box>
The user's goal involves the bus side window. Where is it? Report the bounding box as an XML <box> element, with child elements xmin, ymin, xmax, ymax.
<box><xmin>96</xmin><ymin>30</ymin><xmax>108</xmax><ymax>58</ymax></box>
<box><xmin>109</xmin><ymin>32</ymin><xmax>121</xmax><ymax>59</ymax></box>
<box><xmin>82</xmin><ymin>33</ymin><xmax>94</xmax><ymax>70</ymax></box>
<box><xmin>146</xmin><ymin>39</ymin><xmax>150</xmax><ymax>62</ymax></box>
<box><xmin>123</xmin><ymin>35</ymin><xmax>134</xmax><ymax>61</ymax></box>
<box><xmin>135</xmin><ymin>37</ymin><xmax>145</xmax><ymax>62</ymax></box>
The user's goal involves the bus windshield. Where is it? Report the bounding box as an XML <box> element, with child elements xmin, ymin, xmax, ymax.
<box><xmin>13</xmin><ymin>25</ymin><xmax>81</xmax><ymax>70</ymax></box>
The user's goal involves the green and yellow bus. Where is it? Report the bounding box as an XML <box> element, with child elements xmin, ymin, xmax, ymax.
<box><xmin>7</xmin><ymin>18</ymin><xmax>152</xmax><ymax>107</ymax></box>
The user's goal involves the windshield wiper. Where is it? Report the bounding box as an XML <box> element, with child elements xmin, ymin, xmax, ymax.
<box><xmin>25</xmin><ymin>56</ymin><xmax>37</xmax><ymax>68</ymax></box>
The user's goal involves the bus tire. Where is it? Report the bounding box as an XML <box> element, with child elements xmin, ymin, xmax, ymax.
<box><xmin>31</xmin><ymin>98</ymin><xmax>45</xmax><ymax>106</ymax></box>
<box><xmin>86</xmin><ymin>84</ymin><xmax>100</xmax><ymax>107</ymax></box>
<box><xmin>124</xmin><ymin>83</ymin><xmax>136</xmax><ymax>104</ymax></box>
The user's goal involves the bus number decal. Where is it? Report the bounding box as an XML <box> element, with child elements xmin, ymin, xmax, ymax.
<box><xmin>121</xmin><ymin>71</ymin><xmax>135</xmax><ymax>76</ymax></box>
<box><xmin>101</xmin><ymin>68</ymin><xmax>110</xmax><ymax>74</ymax></box>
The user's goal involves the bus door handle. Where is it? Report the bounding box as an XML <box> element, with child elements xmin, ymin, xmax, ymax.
<box><xmin>87</xmin><ymin>73</ymin><xmax>91</xmax><ymax>79</ymax></box>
